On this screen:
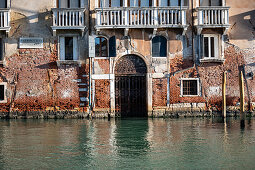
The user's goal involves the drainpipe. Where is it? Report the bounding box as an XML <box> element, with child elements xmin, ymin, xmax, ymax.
<box><xmin>191</xmin><ymin>0</ymin><xmax>195</xmax><ymax>61</ymax></box>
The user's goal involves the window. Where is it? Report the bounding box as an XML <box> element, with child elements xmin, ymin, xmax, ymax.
<box><xmin>200</xmin><ymin>0</ymin><xmax>222</xmax><ymax>6</ymax></box>
<box><xmin>152</xmin><ymin>36</ymin><xmax>167</xmax><ymax>57</ymax></box>
<box><xmin>95</xmin><ymin>37</ymin><xmax>108</xmax><ymax>57</ymax></box>
<box><xmin>59</xmin><ymin>36</ymin><xmax>78</xmax><ymax>61</ymax></box>
<box><xmin>0</xmin><ymin>83</ymin><xmax>7</xmax><ymax>103</ymax></box>
<box><xmin>0</xmin><ymin>38</ymin><xmax>3</xmax><ymax>61</ymax></box>
<box><xmin>181</xmin><ymin>79</ymin><xmax>200</xmax><ymax>96</ymax></box>
<box><xmin>202</xmin><ymin>34</ymin><xmax>219</xmax><ymax>59</ymax></box>
<box><xmin>59</xmin><ymin>0</ymin><xmax>80</xmax><ymax>8</ymax></box>
<box><xmin>0</xmin><ymin>0</ymin><xmax>7</xmax><ymax>8</ymax></box>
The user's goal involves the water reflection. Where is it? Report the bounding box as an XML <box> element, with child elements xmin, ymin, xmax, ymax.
<box><xmin>0</xmin><ymin>118</ymin><xmax>254</xmax><ymax>169</ymax></box>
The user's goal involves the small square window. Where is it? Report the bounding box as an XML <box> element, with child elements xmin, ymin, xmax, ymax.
<box><xmin>0</xmin><ymin>83</ymin><xmax>7</xmax><ymax>103</ymax></box>
<box><xmin>181</xmin><ymin>79</ymin><xmax>200</xmax><ymax>96</ymax></box>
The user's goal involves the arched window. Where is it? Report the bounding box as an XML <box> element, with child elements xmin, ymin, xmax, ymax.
<box><xmin>95</xmin><ymin>37</ymin><xmax>108</xmax><ymax>57</ymax></box>
<box><xmin>152</xmin><ymin>36</ymin><xmax>167</xmax><ymax>57</ymax></box>
<box><xmin>58</xmin><ymin>0</ymin><xmax>80</xmax><ymax>8</ymax></box>
<box><xmin>0</xmin><ymin>0</ymin><xmax>7</xmax><ymax>8</ymax></box>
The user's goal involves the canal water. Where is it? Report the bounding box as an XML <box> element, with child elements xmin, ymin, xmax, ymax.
<box><xmin>0</xmin><ymin>118</ymin><xmax>255</xmax><ymax>169</ymax></box>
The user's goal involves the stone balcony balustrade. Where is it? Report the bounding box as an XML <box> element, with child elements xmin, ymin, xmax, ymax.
<box><xmin>95</xmin><ymin>6</ymin><xmax>188</xmax><ymax>34</ymax></box>
<box><xmin>196</xmin><ymin>6</ymin><xmax>230</xmax><ymax>34</ymax></box>
<box><xmin>51</xmin><ymin>8</ymin><xmax>86</xmax><ymax>35</ymax></box>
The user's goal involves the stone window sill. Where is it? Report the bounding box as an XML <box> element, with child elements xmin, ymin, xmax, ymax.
<box><xmin>200</xmin><ymin>58</ymin><xmax>225</xmax><ymax>63</ymax></box>
<box><xmin>57</xmin><ymin>60</ymin><xmax>82</xmax><ymax>67</ymax></box>
<box><xmin>0</xmin><ymin>61</ymin><xmax>6</xmax><ymax>66</ymax></box>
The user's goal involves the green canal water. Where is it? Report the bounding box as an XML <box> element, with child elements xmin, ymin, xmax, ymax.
<box><xmin>0</xmin><ymin>118</ymin><xmax>255</xmax><ymax>169</ymax></box>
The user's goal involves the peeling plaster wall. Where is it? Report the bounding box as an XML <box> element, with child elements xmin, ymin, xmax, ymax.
<box><xmin>0</xmin><ymin>0</ymin><xmax>89</xmax><ymax>113</ymax></box>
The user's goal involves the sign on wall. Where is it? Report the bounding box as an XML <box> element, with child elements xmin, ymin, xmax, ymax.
<box><xmin>19</xmin><ymin>38</ymin><xmax>43</xmax><ymax>49</ymax></box>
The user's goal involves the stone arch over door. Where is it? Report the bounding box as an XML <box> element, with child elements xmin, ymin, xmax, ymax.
<box><xmin>114</xmin><ymin>55</ymin><xmax>147</xmax><ymax>117</ymax></box>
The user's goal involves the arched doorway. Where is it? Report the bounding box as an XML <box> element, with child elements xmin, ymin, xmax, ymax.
<box><xmin>115</xmin><ymin>55</ymin><xmax>147</xmax><ymax>117</ymax></box>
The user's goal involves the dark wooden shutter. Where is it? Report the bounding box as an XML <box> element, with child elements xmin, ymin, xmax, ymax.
<box><xmin>109</xmin><ymin>36</ymin><xmax>116</xmax><ymax>57</ymax></box>
<box><xmin>152</xmin><ymin>37</ymin><xmax>160</xmax><ymax>57</ymax></box>
<box><xmin>0</xmin><ymin>38</ymin><xmax>2</xmax><ymax>61</ymax></box>
<box><xmin>200</xmin><ymin>34</ymin><xmax>204</xmax><ymax>59</ymax></box>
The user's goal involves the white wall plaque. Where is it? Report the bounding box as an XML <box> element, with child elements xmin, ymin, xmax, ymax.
<box><xmin>19</xmin><ymin>38</ymin><xmax>43</xmax><ymax>49</ymax></box>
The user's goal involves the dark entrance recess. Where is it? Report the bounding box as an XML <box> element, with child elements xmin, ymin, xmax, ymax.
<box><xmin>115</xmin><ymin>55</ymin><xmax>147</xmax><ymax>117</ymax></box>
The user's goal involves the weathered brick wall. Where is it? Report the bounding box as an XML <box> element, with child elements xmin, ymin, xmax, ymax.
<box><xmin>152</xmin><ymin>78</ymin><xmax>167</xmax><ymax>107</ymax></box>
<box><xmin>0</xmin><ymin>42</ymin><xmax>89</xmax><ymax>113</ymax></box>
<box><xmin>94</xmin><ymin>80</ymin><xmax>110</xmax><ymax>109</ymax></box>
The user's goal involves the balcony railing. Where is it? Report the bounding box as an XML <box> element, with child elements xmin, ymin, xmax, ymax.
<box><xmin>95</xmin><ymin>7</ymin><xmax>188</xmax><ymax>29</ymax></box>
<box><xmin>197</xmin><ymin>7</ymin><xmax>230</xmax><ymax>27</ymax></box>
<box><xmin>0</xmin><ymin>8</ymin><xmax>10</xmax><ymax>32</ymax></box>
<box><xmin>52</xmin><ymin>8</ymin><xmax>85</xmax><ymax>32</ymax></box>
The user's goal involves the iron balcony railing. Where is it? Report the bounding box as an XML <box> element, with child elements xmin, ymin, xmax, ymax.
<box><xmin>52</xmin><ymin>8</ymin><xmax>85</xmax><ymax>30</ymax></box>
<box><xmin>0</xmin><ymin>8</ymin><xmax>10</xmax><ymax>32</ymax></box>
<box><xmin>197</xmin><ymin>6</ymin><xmax>230</xmax><ymax>26</ymax></box>
<box><xmin>95</xmin><ymin>7</ymin><xmax>188</xmax><ymax>29</ymax></box>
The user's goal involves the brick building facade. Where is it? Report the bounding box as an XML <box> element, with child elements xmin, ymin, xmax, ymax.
<box><xmin>0</xmin><ymin>0</ymin><xmax>254</xmax><ymax>118</ymax></box>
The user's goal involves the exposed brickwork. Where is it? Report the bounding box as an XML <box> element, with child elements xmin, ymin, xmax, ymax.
<box><xmin>94</xmin><ymin>59</ymin><xmax>110</xmax><ymax>74</ymax></box>
<box><xmin>0</xmin><ymin>42</ymin><xmax>89</xmax><ymax>113</ymax></box>
<box><xmin>153</xmin><ymin>78</ymin><xmax>167</xmax><ymax>107</ymax></box>
<box><xmin>94</xmin><ymin>80</ymin><xmax>110</xmax><ymax>109</ymax></box>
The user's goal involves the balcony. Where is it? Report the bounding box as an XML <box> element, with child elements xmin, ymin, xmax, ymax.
<box><xmin>51</xmin><ymin>8</ymin><xmax>86</xmax><ymax>36</ymax></box>
<box><xmin>95</xmin><ymin>7</ymin><xmax>188</xmax><ymax>33</ymax></box>
<box><xmin>196</xmin><ymin>6</ymin><xmax>230</xmax><ymax>34</ymax></box>
<box><xmin>0</xmin><ymin>8</ymin><xmax>10</xmax><ymax>33</ymax></box>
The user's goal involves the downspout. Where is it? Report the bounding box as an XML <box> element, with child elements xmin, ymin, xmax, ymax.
<box><xmin>88</xmin><ymin>0</ymin><xmax>92</xmax><ymax>117</ymax></box>
<box><xmin>191</xmin><ymin>0</ymin><xmax>195</xmax><ymax>62</ymax></box>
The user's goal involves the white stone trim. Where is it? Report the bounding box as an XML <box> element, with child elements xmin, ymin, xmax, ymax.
<box><xmin>180</xmin><ymin>78</ymin><xmax>201</xmax><ymax>97</ymax></box>
<box><xmin>0</xmin><ymin>82</ymin><xmax>7</xmax><ymax>103</ymax></box>
<box><xmin>92</xmin><ymin>74</ymin><xmax>114</xmax><ymax>80</ymax></box>
<box><xmin>201</xmin><ymin>34</ymin><xmax>220</xmax><ymax>59</ymax></box>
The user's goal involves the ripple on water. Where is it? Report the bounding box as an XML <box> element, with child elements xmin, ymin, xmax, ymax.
<box><xmin>0</xmin><ymin>118</ymin><xmax>255</xmax><ymax>169</ymax></box>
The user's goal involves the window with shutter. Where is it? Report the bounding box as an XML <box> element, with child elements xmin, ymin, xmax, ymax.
<box><xmin>152</xmin><ymin>36</ymin><xmax>167</xmax><ymax>57</ymax></box>
<box><xmin>202</xmin><ymin>34</ymin><xmax>219</xmax><ymax>59</ymax></box>
<box><xmin>109</xmin><ymin>36</ymin><xmax>116</xmax><ymax>57</ymax></box>
<box><xmin>59</xmin><ymin>0</ymin><xmax>80</xmax><ymax>8</ymax></box>
<box><xmin>0</xmin><ymin>38</ymin><xmax>3</xmax><ymax>61</ymax></box>
<box><xmin>59</xmin><ymin>36</ymin><xmax>78</xmax><ymax>61</ymax></box>
<box><xmin>95</xmin><ymin>37</ymin><xmax>108</xmax><ymax>57</ymax></box>
<box><xmin>0</xmin><ymin>0</ymin><xmax>7</xmax><ymax>8</ymax></box>
<box><xmin>200</xmin><ymin>0</ymin><xmax>222</xmax><ymax>6</ymax></box>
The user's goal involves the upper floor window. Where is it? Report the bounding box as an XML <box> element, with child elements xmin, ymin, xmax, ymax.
<box><xmin>95</xmin><ymin>37</ymin><xmax>108</xmax><ymax>57</ymax></box>
<box><xmin>59</xmin><ymin>36</ymin><xmax>78</xmax><ymax>61</ymax></box>
<box><xmin>58</xmin><ymin>0</ymin><xmax>80</xmax><ymax>8</ymax></box>
<box><xmin>202</xmin><ymin>34</ymin><xmax>219</xmax><ymax>59</ymax></box>
<box><xmin>200</xmin><ymin>0</ymin><xmax>222</xmax><ymax>6</ymax></box>
<box><xmin>0</xmin><ymin>0</ymin><xmax>7</xmax><ymax>8</ymax></box>
<box><xmin>98</xmin><ymin>0</ymin><xmax>153</xmax><ymax>7</ymax></box>
<box><xmin>152</xmin><ymin>36</ymin><xmax>167</xmax><ymax>57</ymax></box>
<box><xmin>0</xmin><ymin>38</ymin><xmax>3</xmax><ymax>61</ymax></box>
